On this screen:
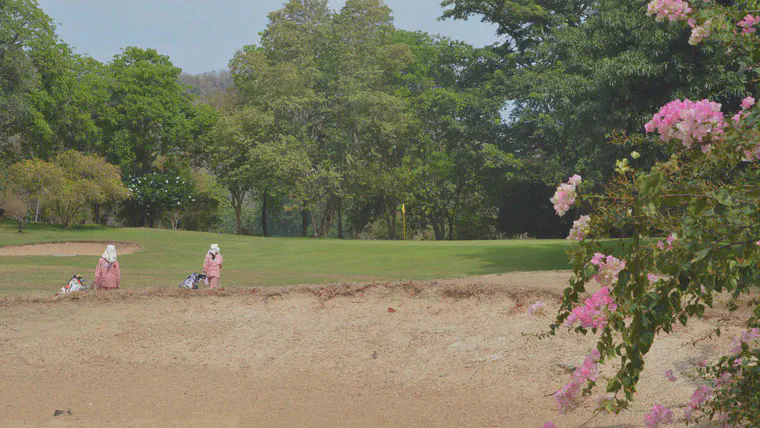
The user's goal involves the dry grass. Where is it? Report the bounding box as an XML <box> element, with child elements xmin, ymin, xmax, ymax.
<box><xmin>0</xmin><ymin>279</ymin><xmax>566</xmax><ymax>307</ymax></box>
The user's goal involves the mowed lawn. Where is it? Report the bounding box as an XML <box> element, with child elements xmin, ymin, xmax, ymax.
<box><xmin>0</xmin><ymin>222</ymin><xmax>571</xmax><ymax>295</ymax></box>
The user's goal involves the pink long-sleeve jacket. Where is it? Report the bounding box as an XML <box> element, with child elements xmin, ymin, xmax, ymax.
<box><xmin>94</xmin><ymin>258</ymin><xmax>120</xmax><ymax>289</ymax></box>
<box><xmin>203</xmin><ymin>253</ymin><xmax>223</xmax><ymax>277</ymax></box>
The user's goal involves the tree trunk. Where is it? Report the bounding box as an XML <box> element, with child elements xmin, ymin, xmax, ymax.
<box><xmin>386</xmin><ymin>212</ymin><xmax>397</xmax><ymax>240</ymax></box>
<box><xmin>391</xmin><ymin>212</ymin><xmax>398</xmax><ymax>240</ymax></box>
<box><xmin>231</xmin><ymin>190</ymin><xmax>245</xmax><ymax>235</ymax></box>
<box><xmin>311</xmin><ymin>211</ymin><xmax>320</xmax><ymax>238</ymax></box>
<box><xmin>93</xmin><ymin>203</ymin><xmax>101</xmax><ymax>225</ymax></box>
<box><xmin>262</xmin><ymin>190</ymin><xmax>269</xmax><ymax>237</ymax></box>
<box><xmin>302</xmin><ymin>206</ymin><xmax>308</xmax><ymax>237</ymax></box>
<box><xmin>34</xmin><ymin>198</ymin><xmax>40</xmax><ymax>222</ymax></box>
<box><xmin>447</xmin><ymin>215</ymin><xmax>454</xmax><ymax>240</ymax></box>
<box><xmin>235</xmin><ymin>204</ymin><xmax>243</xmax><ymax>235</ymax></box>
<box><xmin>337</xmin><ymin>201</ymin><xmax>343</xmax><ymax>239</ymax></box>
<box><xmin>432</xmin><ymin>217</ymin><xmax>445</xmax><ymax>241</ymax></box>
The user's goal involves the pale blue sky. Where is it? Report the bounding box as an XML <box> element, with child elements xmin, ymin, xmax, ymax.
<box><xmin>38</xmin><ymin>0</ymin><xmax>499</xmax><ymax>74</ymax></box>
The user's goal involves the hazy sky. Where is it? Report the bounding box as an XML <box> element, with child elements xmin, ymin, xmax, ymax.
<box><xmin>37</xmin><ymin>0</ymin><xmax>500</xmax><ymax>74</ymax></box>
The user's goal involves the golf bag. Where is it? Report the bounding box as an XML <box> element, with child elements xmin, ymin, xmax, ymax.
<box><xmin>59</xmin><ymin>275</ymin><xmax>88</xmax><ymax>295</ymax></box>
<box><xmin>179</xmin><ymin>273</ymin><xmax>206</xmax><ymax>290</ymax></box>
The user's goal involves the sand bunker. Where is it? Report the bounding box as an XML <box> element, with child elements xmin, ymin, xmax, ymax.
<box><xmin>0</xmin><ymin>280</ymin><xmax>745</xmax><ymax>427</ymax></box>
<box><xmin>0</xmin><ymin>242</ymin><xmax>141</xmax><ymax>257</ymax></box>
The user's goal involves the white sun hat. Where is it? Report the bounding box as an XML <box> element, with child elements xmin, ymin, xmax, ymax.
<box><xmin>102</xmin><ymin>245</ymin><xmax>117</xmax><ymax>263</ymax></box>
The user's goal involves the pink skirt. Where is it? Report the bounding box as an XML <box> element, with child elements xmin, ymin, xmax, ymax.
<box><xmin>207</xmin><ymin>276</ymin><xmax>220</xmax><ymax>289</ymax></box>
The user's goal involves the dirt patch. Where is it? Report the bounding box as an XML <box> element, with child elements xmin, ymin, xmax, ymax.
<box><xmin>0</xmin><ymin>275</ymin><xmax>743</xmax><ymax>427</ymax></box>
<box><xmin>0</xmin><ymin>241</ymin><xmax>141</xmax><ymax>257</ymax></box>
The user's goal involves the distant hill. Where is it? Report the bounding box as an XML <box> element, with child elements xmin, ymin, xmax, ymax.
<box><xmin>180</xmin><ymin>70</ymin><xmax>233</xmax><ymax>103</ymax></box>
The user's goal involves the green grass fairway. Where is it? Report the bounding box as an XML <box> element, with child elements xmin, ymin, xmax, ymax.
<box><xmin>0</xmin><ymin>222</ymin><xmax>571</xmax><ymax>296</ymax></box>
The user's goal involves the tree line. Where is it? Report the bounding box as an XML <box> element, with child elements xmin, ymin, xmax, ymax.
<box><xmin>1</xmin><ymin>0</ymin><xmax>749</xmax><ymax>238</ymax></box>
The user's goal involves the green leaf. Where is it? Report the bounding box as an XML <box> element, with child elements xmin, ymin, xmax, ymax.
<box><xmin>693</xmin><ymin>248</ymin><xmax>711</xmax><ymax>263</ymax></box>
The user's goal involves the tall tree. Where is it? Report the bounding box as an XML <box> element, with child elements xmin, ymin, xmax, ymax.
<box><xmin>441</xmin><ymin>0</ymin><xmax>749</xmax><ymax>237</ymax></box>
<box><xmin>101</xmin><ymin>47</ymin><xmax>196</xmax><ymax>175</ymax></box>
<box><xmin>397</xmin><ymin>31</ymin><xmax>517</xmax><ymax>239</ymax></box>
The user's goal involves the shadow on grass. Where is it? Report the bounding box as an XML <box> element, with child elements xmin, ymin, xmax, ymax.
<box><xmin>457</xmin><ymin>243</ymin><xmax>571</xmax><ymax>275</ymax></box>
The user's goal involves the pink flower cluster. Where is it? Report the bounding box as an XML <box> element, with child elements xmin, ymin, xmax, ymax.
<box><xmin>565</xmin><ymin>286</ymin><xmax>617</xmax><ymax>329</ymax></box>
<box><xmin>567</xmin><ymin>215</ymin><xmax>591</xmax><ymax>242</ymax></box>
<box><xmin>730</xmin><ymin>328</ymin><xmax>760</xmax><ymax>354</ymax></box>
<box><xmin>688</xmin><ymin>19</ymin><xmax>711</xmax><ymax>45</ymax></box>
<box><xmin>647</xmin><ymin>273</ymin><xmax>659</xmax><ymax>283</ymax></box>
<box><xmin>644</xmin><ymin>99</ymin><xmax>726</xmax><ymax>151</ymax></box>
<box><xmin>657</xmin><ymin>234</ymin><xmax>677</xmax><ymax>251</ymax></box>
<box><xmin>733</xmin><ymin>96</ymin><xmax>755</xmax><ymax>125</ymax></box>
<box><xmin>732</xmin><ymin>97</ymin><xmax>760</xmax><ymax>161</ymax></box>
<box><xmin>528</xmin><ymin>301</ymin><xmax>546</xmax><ymax>315</ymax></box>
<box><xmin>551</xmin><ymin>175</ymin><xmax>581</xmax><ymax>217</ymax></box>
<box><xmin>554</xmin><ymin>349</ymin><xmax>601</xmax><ymax>414</ymax></box>
<box><xmin>684</xmin><ymin>385</ymin><xmax>713</xmax><ymax>421</ymax></box>
<box><xmin>646</xmin><ymin>0</ymin><xmax>692</xmax><ymax>22</ymax></box>
<box><xmin>644</xmin><ymin>404</ymin><xmax>675</xmax><ymax>427</ymax></box>
<box><xmin>542</xmin><ymin>423</ymin><xmax>557</xmax><ymax>428</ymax></box>
<box><xmin>664</xmin><ymin>370</ymin><xmax>677</xmax><ymax>382</ymax></box>
<box><xmin>742</xmin><ymin>96</ymin><xmax>756</xmax><ymax>110</ymax></box>
<box><xmin>590</xmin><ymin>253</ymin><xmax>626</xmax><ymax>287</ymax></box>
<box><xmin>739</xmin><ymin>14</ymin><xmax>760</xmax><ymax>35</ymax></box>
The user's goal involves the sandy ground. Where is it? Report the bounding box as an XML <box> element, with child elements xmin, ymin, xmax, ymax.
<box><xmin>0</xmin><ymin>242</ymin><xmax>141</xmax><ymax>257</ymax></box>
<box><xmin>0</xmin><ymin>272</ymin><xmax>741</xmax><ymax>428</ymax></box>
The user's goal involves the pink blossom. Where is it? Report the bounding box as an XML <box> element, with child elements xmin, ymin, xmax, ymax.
<box><xmin>689</xmin><ymin>385</ymin><xmax>713</xmax><ymax>409</ymax></box>
<box><xmin>738</xmin><ymin>14</ymin><xmax>760</xmax><ymax>35</ymax></box>
<box><xmin>644</xmin><ymin>404</ymin><xmax>675</xmax><ymax>427</ymax></box>
<box><xmin>565</xmin><ymin>286</ymin><xmax>617</xmax><ymax>329</ymax></box>
<box><xmin>657</xmin><ymin>234</ymin><xmax>676</xmax><ymax>251</ymax></box>
<box><xmin>715</xmin><ymin>372</ymin><xmax>733</xmax><ymax>388</ymax></box>
<box><xmin>742</xmin><ymin>96</ymin><xmax>756</xmax><ymax>110</ymax></box>
<box><xmin>664</xmin><ymin>370</ymin><xmax>677</xmax><ymax>382</ymax></box>
<box><xmin>554</xmin><ymin>350</ymin><xmax>601</xmax><ymax>414</ymax></box>
<box><xmin>647</xmin><ymin>0</ymin><xmax>692</xmax><ymax>22</ymax></box>
<box><xmin>689</xmin><ymin>20</ymin><xmax>711</xmax><ymax>45</ymax></box>
<box><xmin>551</xmin><ymin>175</ymin><xmax>582</xmax><ymax>217</ymax></box>
<box><xmin>696</xmin><ymin>359</ymin><xmax>708</xmax><ymax>368</ymax></box>
<box><xmin>647</xmin><ymin>273</ymin><xmax>659</xmax><ymax>283</ymax></box>
<box><xmin>528</xmin><ymin>301</ymin><xmax>546</xmax><ymax>315</ymax></box>
<box><xmin>590</xmin><ymin>253</ymin><xmax>605</xmax><ymax>265</ymax></box>
<box><xmin>730</xmin><ymin>328</ymin><xmax>760</xmax><ymax>354</ymax></box>
<box><xmin>644</xmin><ymin>99</ymin><xmax>726</xmax><ymax>150</ymax></box>
<box><xmin>592</xmin><ymin>255</ymin><xmax>626</xmax><ymax>288</ymax></box>
<box><xmin>542</xmin><ymin>423</ymin><xmax>557</xmax><ymax>428</ymax></box>
<box><xmin>567</xmin><ymin>215</ymin><xmax>591</xmax><ymax>242</ymax></box>
<box><xmin>683</xmin><ymin>406</ymin><xmax>694</xmax><ymax>422</ymax></box>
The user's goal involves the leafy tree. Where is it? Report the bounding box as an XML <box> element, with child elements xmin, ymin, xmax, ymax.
<box><xmin>397</xmin><ymin>31</ymin><xmax>518</xmax><ymax>239</ymax></box>
<box><xmin>48</xmin><ymin>150</ymin><xmax>129</xmax><ymax>228</ymax></box>
<box><xmin>125</xmin><ymin>170</ymin><xmax>196</xmax><ymax>230</ymax></box>
<box><xmin>0</xmin><ymin>191</ymin><xmax>28</xmax><ymax>232</ymax></box>
<box><xmin>6</xmin><ymin>157</ymin><xmax>60</xmax><ymax>229</ymax></box>
<box><xmin>204</xmin><ymin>90</ymin><xmax>274</xmax><ymax>235</ymax></box>
<box><xmin>442</xmin><ymin>0</ymin><xmax>749</xmax><ymax>237</ymax></box>
<box><xmin>101</xmin><ymin>47</ymin><xmax>196</xmax><ymax>175</ymax></box>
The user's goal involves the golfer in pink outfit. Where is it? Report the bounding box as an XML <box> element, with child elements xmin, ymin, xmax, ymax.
<box><xmin>203</xmin><ymin>244</ymin><xmax>223</xmax><ymax>289</ymax></box>
<box><xmin>94</xmin><ymin>245</ymin><xmax>120</xmax><ymax>290</ymax></box>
